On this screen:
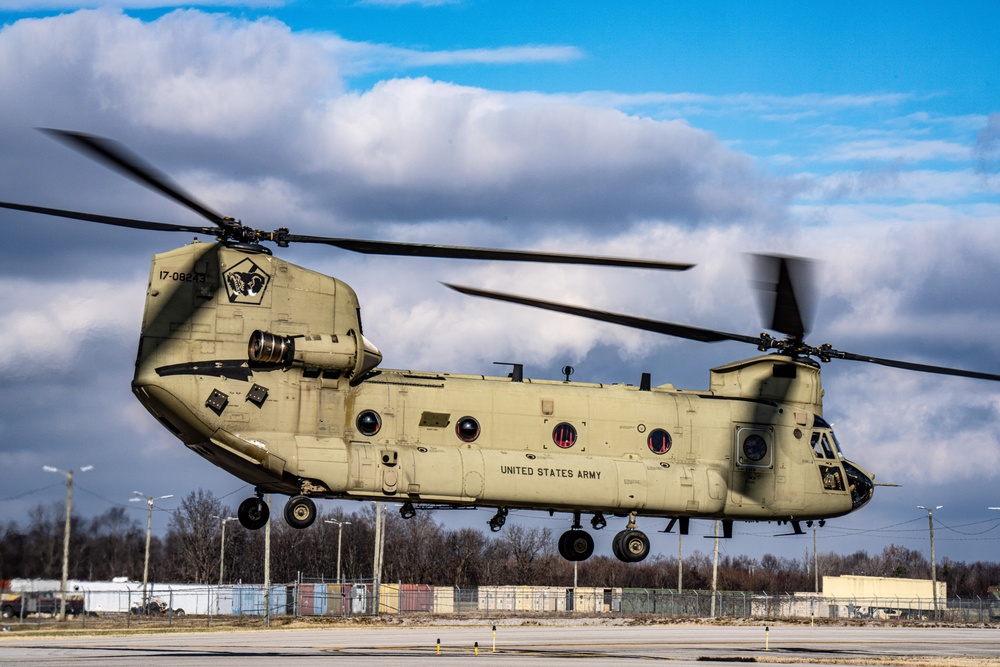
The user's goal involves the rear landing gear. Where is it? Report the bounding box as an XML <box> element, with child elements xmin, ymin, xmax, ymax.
<box><xmin>237</xmin><ymin>495</ymin><xmax>269</xmax><ymax>530</ymax></box>
<box><xmin>612</xmin><ymin>512</ymin><xmax>650</xmax><ymax>563</ymax></box>
<box><xmin>284</xmin><ymin>495</ymin><xmax>317</xmax><ymax>529</ymax></box>
<box><xmin>612</xmin><ymin>529</ymin><xmax>650</xmax><ymax>562</ymax></box>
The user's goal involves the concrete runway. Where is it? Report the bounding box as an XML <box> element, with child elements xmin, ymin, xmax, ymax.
<box><xmin>2</xmin><ymin>623</ymin><xmax>999</xmax><ymax>666</ymax></box>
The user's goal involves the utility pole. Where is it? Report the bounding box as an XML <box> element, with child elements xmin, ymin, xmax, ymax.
<box><xmin>918</xmin><ymin>505</ymin><xmax>942</xmax><ymax>620</ymax></box>
<box><xmin>710</xmin><ymin>520</ymin><xmax>719</xmax><ymax>617</ymax></box>
<box><xmin>43</xmin><ymin>464</ymin><xmax>92</xmax><ymax>621</ymax></box>
<box><xmin>324</xmin><ymin>519</ymin><xmax>352</xmax><ymax>584</ymax></box>
<box><xmin>678</xmin><ymin>532</ymin><xmax>683</xmax><ymax>594</ymax></box>
<box><xmin>130</xmin><ymin>492</ymin><xmax>173</xmax><ymax>612</ymax></box>
<box><xmin>213</xmin><ymin>515</ymin><xmax>237</xmax><ymax>585</ymax></box>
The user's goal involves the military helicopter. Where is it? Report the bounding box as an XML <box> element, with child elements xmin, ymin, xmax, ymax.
<box><xmin>5</xmin><ymin>130</ymin><xmax>1000</xmax><ymax>564</ymax></box>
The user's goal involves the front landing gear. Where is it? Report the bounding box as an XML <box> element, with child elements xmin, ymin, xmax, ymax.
<box><xmin>238</xmin><ymin>495</ymin><xmax>269</xmax><ymax>530</ymax></box>
<box><xmin>558</xmin><ymin>511</ymin><xmax>595</xmax><ymax>561</ymax></box>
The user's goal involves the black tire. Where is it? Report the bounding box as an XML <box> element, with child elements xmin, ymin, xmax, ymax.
<box><xmin>558</xmin><ymin>529</ymin><xmax>594</xmax><ymax>561</ymax></box>
<box><xmin>612</xmin><ymin>529</ymin><xmax>650</xmax><ymax>563</ymax></box>
<box><xmin>1</xmin><ymin>605</ymin><xmax>14</xmax><ymax>619</ymax></box>
<box><xmin>283</xmin><ymin>495</ymin><xmax>317</xmax><ymax>529</ymax></box>
<box><xmin>238</xmin><ymin>497</ymin><xmax>270</xmax><ymax>530</ymax></box>
<box><xmin>173</xmin><ymin>608</ymin><xmax>185</xmax><ymax>616</ymax></box>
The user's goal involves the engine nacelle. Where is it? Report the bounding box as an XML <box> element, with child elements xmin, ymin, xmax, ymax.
<box><xmin>249</xmin><ymin>329</ymin><xmax>382</xmax><ymax>379</ymax></box>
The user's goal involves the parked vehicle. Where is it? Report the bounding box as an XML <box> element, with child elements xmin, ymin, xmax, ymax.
<box><xmin>1</xmin><ymin>591</ymin><xmax>86</xmax><ymax>618</ymax></box>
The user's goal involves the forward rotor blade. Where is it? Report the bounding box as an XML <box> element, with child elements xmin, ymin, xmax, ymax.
<box><xmin>830</xmin><ymin>348</ymin><xmax>1000</xmax><ymax>382</ymax></box>
<box><xmin>286</xmin><ymin>235</ymin><xmax>694</xmax><ymax>270</ymax></box>
<box><xmin>446</xmin><ymin>284</ymin><xmax>760</xmax><ymax>344</ymax></box>
<box><xmin>751</xmin><ymin>254</ymin><xmax>815</xmax><ymax>340</ymax></box>
<box><xmin>40</xmin><ymin>128</ymin><xmax>229</xmax><ymax>227</ymax></box>
<box><xmin>0</xmin><ymin>201</ymin><xmax>219</xmax><ymax>235</ymax></box>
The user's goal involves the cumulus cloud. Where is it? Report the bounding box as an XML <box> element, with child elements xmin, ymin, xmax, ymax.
<box><xmin>0</xmin><ymin>9</ymin><xmax>784</xmax><ymax>232</ymax></box>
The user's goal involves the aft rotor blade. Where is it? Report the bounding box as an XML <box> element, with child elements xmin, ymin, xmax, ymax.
<box><xmin>0</xmin><ymin>201</ymin><xmax>219</xmax><ymax>235</ymax></box>
<box><xmin>40</xmin><ymin>128</ymin><xmax>229</xmax><ymax>228</ymax></box>
<box><xmin>830</xmin><ymin>348</ymin><xmax>1000</xmax><ymax>382</ymax></box>
<box><xmin>446</xmin><ymin>284</ymin><xmax>760</xmax><ymax>344</ymax></box>
<box><xmin>284</xmin><ymin>235</ymin><xmax>693</xmax><ymax>270</ymax></box>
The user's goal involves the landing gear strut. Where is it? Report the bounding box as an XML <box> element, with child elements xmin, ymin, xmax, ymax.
<box><xmin>488</xmin><ymin>507</ymin><xmax>508</xmax><ymax>532</ymax></box>
<box><xmin>237</xmin><ymin>494</ymin><xmax>269</xmax><ymax>530</ymax></box>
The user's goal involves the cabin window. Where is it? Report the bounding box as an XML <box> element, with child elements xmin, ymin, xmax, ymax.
<box><xmin>552</xmin><ymin>422</ymin><xmax>578</xmax><ymax>449</ymax></box>
<box><xmin>456</xmin><ymin>416</ymin><xmax>481</xmax><ymax>442</ymax></box>
<box><xmin>356</xmin><ymin>410</ymin><xmax>381</xmax><ymax>437</ymax></box>
<box><xmin>647</xmin><ymin>429</ymin><xmax>672</xmax><ymax>454</ymax></box>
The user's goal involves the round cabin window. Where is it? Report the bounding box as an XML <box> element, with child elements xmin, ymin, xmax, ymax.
<box><xmin>456</xmin><ymin>416</ymin><xmax>481</xmax><ymax>442</ymax></box>
<box><xmin>647</xmin><ymin>429</ymin><xmax>672</xmax><ymax>454</ymax></box>
<box><xmin>552</xmin><ymin>422</ymin><xmax>578</xmax><ymax>449</ymax></box>
<box><xmin>356</xmin><ymin>410</ymin><xmax>381</xmax><ymax>437</ymax></box>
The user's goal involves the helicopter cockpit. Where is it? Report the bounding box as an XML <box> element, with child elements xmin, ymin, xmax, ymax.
<box><xmin>810</xmin><ymin>414</ymin><xmax>873</xmax><ymax>510</ymax></box>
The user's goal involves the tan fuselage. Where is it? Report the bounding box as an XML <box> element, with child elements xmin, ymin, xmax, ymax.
<box><xmin>132</xmin><ymin>242</ymin><xmax>868</xmax><ymax>525</ymax></box>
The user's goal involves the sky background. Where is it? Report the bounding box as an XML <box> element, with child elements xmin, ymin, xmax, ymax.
<box><xmin>1</xmin><ymin>1</ymin><xmax>1000</xmax><ymax>575</ymax></box>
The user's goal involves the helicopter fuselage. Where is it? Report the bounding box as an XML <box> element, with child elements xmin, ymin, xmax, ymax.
<box><xmin>132</xmin><ymin>241</ymin><xmax>874</xmax><ymax>558</ymax></box>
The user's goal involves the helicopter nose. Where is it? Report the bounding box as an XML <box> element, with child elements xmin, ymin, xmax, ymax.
<box><xmin>843</xmin><ymin>460</ymin><xmax>874</xmax><ymax>510</ymax></box>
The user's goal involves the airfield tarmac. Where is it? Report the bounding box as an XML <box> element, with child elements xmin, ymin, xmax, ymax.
<box><xmin>1</xmin><ymin>622</ymin><xmax>999</xmax><ymax>667</ymax></box>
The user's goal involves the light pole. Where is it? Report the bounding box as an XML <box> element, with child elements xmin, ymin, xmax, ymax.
<box><xmin>43</xmin><ymin>464</ymin><xmax>92</xmax><ymax>621</ymax></box>
<box><xmin>325</xmin><ymin>519</ymin><xmax>352</xmax><ymax>584</ymax></box>
<box><xmin>131</xmin><ymin>491</ymin><xmax>173</xmax><ymax>612</ymax></box>
<box><xmin>918</xmin><ymin>505</ymin><xmax>942</xmax><ymax>619</ymax></box>
<box><xmin>213</xmin><ymin>515</ymin><xmax>238</xmax><ymax>586</ymax></box>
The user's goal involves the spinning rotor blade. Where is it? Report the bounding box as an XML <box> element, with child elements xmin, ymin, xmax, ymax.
<box><xmin>290</xmin><ymin>235</ymin><xmax>694</xmax><ymax>270</ymax></box>
<box><xmin>448</xmin><ymin>284</ymin><xmax>1000</xmax><ymax>382</ymax></box>
<box><xmin>445</xmin><ymin>283</ymin><xmax>760</xmax><ymax>344</ymax></box>
<box><xmin>825</xmin><ymin>348</ymin><xmax>1000</xmax><ymax>382</ymax></box>
<box><xmin>751</xmin><ymin>253</ymin><xmax>815</xmax><ymax>341</ymax></box>
<box><xmin>0</xmin><ymin>201</ymin><xmax>219</xmax><ymax>235</ymax></box>
<box><xmin>40</xmin><ymin>128</ymin><xmax>230</xmax><ymax>228</ymax></box>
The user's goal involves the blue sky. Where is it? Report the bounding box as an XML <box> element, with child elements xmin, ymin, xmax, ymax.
<box><xmin>1</xmin><ymin>1</ymin><xmax>999</xmax><ymax>572</ymax></box>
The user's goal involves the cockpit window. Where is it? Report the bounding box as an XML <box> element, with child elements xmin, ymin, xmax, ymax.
<box><xmin>813</xmin><ymin>414</ymin><xmax>832</xmax><ymax>429</ymax></box>
<box><xmin>820</xmin><ymin>434</ymin><xmax>835</xmax><ymax>459</ymax></box>
<box><xmin>810</xmin><ymin>431</ymin><xmax>838</xmax><ymax>459</ymax></box>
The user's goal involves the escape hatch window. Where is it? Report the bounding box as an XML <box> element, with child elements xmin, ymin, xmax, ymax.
<box><xmin>736</xmin><ymin>427</ymin><xmax>772</xmax><ymax>467</ymax></box>
<box><xmin>552</xmin><ymin>422</ymin><xmax>578</xmax><ymax>449</ymax></box>
<box><xmin>647</xmin><ymin>429</ymin><xmax>672</xmax><ymax>455</ymax></box>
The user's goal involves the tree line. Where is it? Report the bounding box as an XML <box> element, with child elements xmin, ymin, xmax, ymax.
<box><xmin>2</xmin><ymin>490</ymin><xmax>999</xmax><ymax>598</ymax></box>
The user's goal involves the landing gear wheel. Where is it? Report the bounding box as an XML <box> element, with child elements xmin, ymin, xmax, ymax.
<box><xmin>238</xmin><ymin>496</ymin><xmax>269</xmax><ymax>530</ymax></box>
<box><xmin>612</xmin><ymin>529</ymin><xmax>650</xmax><ymax>563</ymax></box>
<box><xmin>558</xmin><ymin>529</ymin><xmax>595</xmax><ymax>561</ymax></box>
<box><xmin>284</xmin><ymin>495</ymin><xmax>317</xmax><ymax>529</ymax></box>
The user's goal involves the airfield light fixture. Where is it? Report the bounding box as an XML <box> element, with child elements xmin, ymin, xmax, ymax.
<box><xmin>131</xmin><ymin>491</ymin><xmax>174</xmax><ymax>612</ymax></box>
<box><xmin>43</xmin><ymin>464</ymin><xmax>92</xmax><ymax>621</ymax></box>
<box><xmin>325</xmin><ymin>519</ymin><xmax>352</xmax><ymax>584</ymax></box>
<box><xmin>917</xmin><ymin>505</ymin><xmax>943</xmax><ymax>620</ymax></box>
<box><xmin>213</xmin><ymin>515</ymin><xmax>238</xmax><ymax>586</ymax></box>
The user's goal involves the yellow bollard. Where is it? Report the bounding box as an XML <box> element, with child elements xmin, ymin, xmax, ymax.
<box><xmin>475</xmin><ymin>641</ymin><xmax>479</xmax><ymax>656</ymax></box>
<box><xmin>492</xmin><ymin>625</ymin><xmax>497</xmax><ymax>653</ymax></box>
<box><xmin>436</xmin><ymin>638</ymin><xmax>441</xmax><ymax>655</ymax></box>
<box><xmin>765</xmin><ymin>626</ymin><xmax>770</xmax><ymax>651</ymax></box>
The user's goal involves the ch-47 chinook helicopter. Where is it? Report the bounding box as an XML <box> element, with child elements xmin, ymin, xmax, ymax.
<box><xmin>5</xmin><ymin>129</ymin><xmax>1000</xmax><ymax>564</ymax></box>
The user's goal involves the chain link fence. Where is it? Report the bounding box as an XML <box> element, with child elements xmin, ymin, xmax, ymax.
<box><xmin>4</xmin><ymin>583</ymin><xmax>999</xmax><ymax>630</ymax></box>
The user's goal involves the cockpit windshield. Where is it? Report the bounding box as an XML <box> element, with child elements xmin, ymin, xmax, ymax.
<box><xmin>810</xmin><ymin>415</ymin><xmax>845</xmax><ymax>459</ymax></box>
